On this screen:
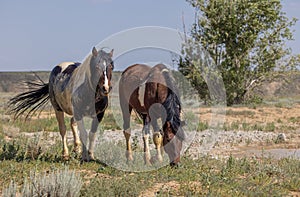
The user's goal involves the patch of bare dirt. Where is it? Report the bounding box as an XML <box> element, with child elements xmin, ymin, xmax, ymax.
<box><xmin>197</xmin><ymin>104</ymin><xmax>300</xmax><ymax>131</ymax></box>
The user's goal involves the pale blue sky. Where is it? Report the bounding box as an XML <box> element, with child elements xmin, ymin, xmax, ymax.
<box><xmin>0</xmin><ymin>0</ymin><xmax>299</xmax><ymax>71</ymax></box>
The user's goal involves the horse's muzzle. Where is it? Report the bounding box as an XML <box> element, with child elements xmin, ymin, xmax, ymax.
<box><xmin>101</xmin><ymin>86</ymin><xmax>112</xmax><ymax>95</ymax></box>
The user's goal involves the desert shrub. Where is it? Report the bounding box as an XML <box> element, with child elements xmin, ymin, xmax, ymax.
<box><xmin>2</xmin><ymin>180</ymin><xmax>17</xmax><ymax>197</ymax></box>
<box><xmin>2</xmin><ymin>167</ymin><xmax>82</xmax><ymax>197</ymax></box>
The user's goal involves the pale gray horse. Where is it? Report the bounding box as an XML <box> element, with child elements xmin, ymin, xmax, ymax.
<box><xmin>8</xmin><ymin>47</ymin><xmax>114</xmax><ymax>161</ymax></box>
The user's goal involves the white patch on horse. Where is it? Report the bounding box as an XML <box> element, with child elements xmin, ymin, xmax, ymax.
<box><xmin>138</xmin><ymin>82</ymin><xmax>146</xmax><ymax>107</ymax></box>
<box><xmin>161</xmin><ymin>68</ymin><xmax>169</xmax><ymax>73</ymax></box>
<box><xmin>57</xmin><ymin>62</ymin><xmax>76</xmax><ymax>71</ymax></box>
<box><xmin>53</xmin><ymin>62</ymin><xmax>77</xmax><ymax>114</ymax></box>
<box><xmin>103</xmin><ymin>63</ymin><xmax>109</xmax><ymax>92</ymax></box>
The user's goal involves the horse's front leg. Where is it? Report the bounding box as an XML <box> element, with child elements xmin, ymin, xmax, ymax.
<box><xmin>88</xmin><ymin>113</ymin><xmax>103</xmax><ymax>160</ymax></box>
<box><xmin>143</xmin><ymin>115</ymin><xmax>151</xmax><ymax>165</ymax></box>
<box><xmin>77</xmin><ymin>119</ymin><xmax>89</xmax><ymax>161</ymax></box>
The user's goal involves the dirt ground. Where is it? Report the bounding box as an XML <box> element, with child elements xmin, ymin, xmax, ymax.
<box><xmin>186</xmin><ymin>103</ymin><xmax>300</xmax><ymax>160</ymax></box>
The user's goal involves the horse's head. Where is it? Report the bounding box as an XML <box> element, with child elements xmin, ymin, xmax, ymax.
<box><xmin>162</xmin><ymin>120</ymin><xmax>186</xmax><ymax>167</ymax></box>
<box><xmin>90</xmin><ymin>47</ymin><xmax>114</xmax><ymax>96</ymax></box>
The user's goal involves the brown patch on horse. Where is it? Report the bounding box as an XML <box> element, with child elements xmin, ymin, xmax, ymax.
<box><xmin>120</xmin><ymin>64</ymin><xmax>152</xmax><ymax>114</ymax></box>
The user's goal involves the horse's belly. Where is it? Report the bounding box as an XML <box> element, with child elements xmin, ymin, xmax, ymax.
<box><xmin>55</xmin><ymin>91</ymin><xmax>73</xmax><ymax>115</ymax></box>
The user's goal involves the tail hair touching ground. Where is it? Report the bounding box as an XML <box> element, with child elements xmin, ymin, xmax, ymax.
<box><xmin>7</xmin><ymin>79</ymin><xmax>50</xmax><ymax>120</ymax></box>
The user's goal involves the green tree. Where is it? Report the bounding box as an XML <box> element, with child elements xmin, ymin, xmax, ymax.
<box><xmin>179</xmin><ymin>0</ymin><xmax>299</xmax><ymax>105</ymax></box>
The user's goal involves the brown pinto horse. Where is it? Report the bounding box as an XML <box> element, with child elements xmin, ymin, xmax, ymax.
<box><xmin>119</xmin><ymin>63</ymin><xmax>186</xmax><ymax>166</ymax></box>
<box><xmin>7</xmin><ymin>47</ymin><xmax>114</xmax><ymax>161</ymax></box>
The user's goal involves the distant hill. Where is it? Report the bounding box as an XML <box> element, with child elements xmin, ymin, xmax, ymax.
<box><xmin>253</xmin><ymin>72</ymin><xmax>300</xmax><ymax>99</ymax></box>
<box><xmin>0</xmin><ymin>71</ymin><xmax>50</xmax><ymax>92</ymax></box>
<box><xmin>0</xmin><ymin>71</ymin><xmax>299</xmax><ymax>99</ymax></box>
<box><xmin>0</xmin><ymin>71</ymin><xmax>122</xmax><ymax>93</ymax></box>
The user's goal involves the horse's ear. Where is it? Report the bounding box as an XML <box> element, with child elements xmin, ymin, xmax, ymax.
<box><xmin>92</xmin><ymin>47</ymin><xmax>98</xmax><ymax>57</ymax></box>
<box><xmin>109</xmin><ymin>49</ymin><xmax>114</xmax><ymax>57</ymax></box>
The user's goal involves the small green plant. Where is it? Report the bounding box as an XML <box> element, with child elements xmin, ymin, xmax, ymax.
<box><xmin>245</xmin><ymin>137</ymin><xmax>252</xmax><ymax>146</ymax></box>
<box><xmin>226</xmin><ymin>109</ymin><xmax>255</xmax><ymax>117</ymax></box>
<box><xmin>230</xmin><ymin>121</ymin><xmax>240</xmax><ymax>130</ymax></box>
<box><xmin>252</xmin><ymin>124</ymin><xmax>264</xmax><ymax>131</ymax></box>
<box><xmin>4</xmin><ymin>117</ymin><xmax>59</xmax><ymax>133</ymax></box>
<box><xmin>242</xmin><ymin>122</ymin><xmax>251</xmax><ymax>131</ymax></box>
<box><xmin>197</xmin><ymin>121</ymin><xmax>208</xmax><ymax>131</ymax></box>
<box><xmin>0</xmin><ymin>140</ymin><xmax>23</xmax><ymax>161</ymax></box>
<box><xmin>264</xmin><ymin>122</ymin><xmax>276</xmax><ymax>132</ymax></box>
<box><xmin>275</xmin><ymin>102</ymin><xmax>285</xmax><ymax>108</ymax></box>
<box><xmin>288</xmin><ymin>116</ymin><xmax>300</xmax><ymax>123</ymax></box>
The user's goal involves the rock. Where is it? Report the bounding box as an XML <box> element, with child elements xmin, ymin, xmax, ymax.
<box><xmin>276</xmin><ymin>133</ymin><xmax>287</xmax><ymax>143</ymax></box>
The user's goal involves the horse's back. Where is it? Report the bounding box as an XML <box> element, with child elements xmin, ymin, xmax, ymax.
<box><xmin>50</xmin><ymin>62</ymin><xmax>80</xmax><ymax>77</ymax></box>
<box><xmin>121</xmin><ymin>64</ymin><xmax>150</xmax><ymax>78</ymax></box>
<box><xmin>119</xmin><ymin>63</ymin><xmax>171</xmax><ymax>95</ymax></box>
<box><xmin>120</xmin><ymin>64</ymin><xmax>151</xmax><ymax>93</ymax></box>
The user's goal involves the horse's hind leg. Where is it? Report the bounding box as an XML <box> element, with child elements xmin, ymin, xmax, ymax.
<box><xmin>151</xmin><ymin>119</ymin><xmax>163</xmax><ymax>163</ymax></box>
<box><xmin>55</xmin><ymin>110</ymin><xmax>69</xmax><ymax>160</ymax></box>
<box><xmin>70</xmin><ymin>117</ymin><xmax>81</xmax><ymax>155</ymax></box>
<box><xmin>121</xmin><ymin>104</ymin><xmax>133</xmax><ymax>162</ymax></box>
<box><xmin>143</xmin><ymin>115</ymin><xmax>151</xmax><ymax>165</ymax></box>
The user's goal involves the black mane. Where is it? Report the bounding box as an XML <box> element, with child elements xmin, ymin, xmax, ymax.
<box><xmin>161</xmin><ymin>69</ymin><xmax>182</xmax><ymax>138</ymax></box>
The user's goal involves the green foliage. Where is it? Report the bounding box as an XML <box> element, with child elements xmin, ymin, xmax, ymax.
<box><xmin>80</xmin><ymin>174</ymin><xmax>145</xmax><ymax>197</ymax></box>
<box><xmin>0</xmin><ymin>133</ymin><xmax>66</xmax><ymax>162</ymax></box>
<box><xmin>180</xmin><ymin>0</ymin><xmax>299</xmax><ymax>105</ymax></box>
<box><xmin>197</xmin><ymin>121</ymin><xmax>209</xmax><ymax>131</ymax></box>
<box><xmin>0</xmin><ymin>151</ymin><xmax>299</xmax><ymax>196</ymax></box>
<box><xmin>10</xmin><ymin>117</ymin><xmax>59</xmax><ymax>133</ymax></box>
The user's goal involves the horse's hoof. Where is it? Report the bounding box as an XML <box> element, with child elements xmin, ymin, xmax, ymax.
<box><xmin>80</xmin><ymin>158</ymin><xmax>90</xmax><ymax>163</ymax></box>
<box><xmin>73</xmin><ymin>146</ymin><xmax>82</xmax><ymax>155</ymax></box>
<box><xmin>150</xmin><ymin>157</ymin><xmax>157</xmax><ymax>165</ymax></box>
<box><xmin>150</xmin><ymin>155</ymin><xmax>163</xmax><ymax>164</ymax></box>
<box><xmin>170</xmin><ymin>161</ymin><xmax>180</xmax><ymax>168</ymax></box>
<box><xmin>125</xmin><ymin>152</ymin><xmax>134</xmax><ymax>161</ymax></box>
<box><xmin>126</xmin><ymin>159</ymin><xmax>134</xmax><ymax>165</ymax></box>
<box><xmin>144</xmin><ymin>157</ymin><xmax>152</xmax><ymax>166</ymax></box>
<box><xmin>62</xmin><ymin>154</ymin><xmax>70</xmax><ymax>161</ymax></box>
<box><xmin>89</xmin><ymin>156</ymin><xmax>96</xmax><ymax>162</ymax></box>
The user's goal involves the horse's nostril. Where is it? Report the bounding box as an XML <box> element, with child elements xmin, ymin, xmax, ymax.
<box><xmin>102</xmin><ymin>86</ymin><xmax>108</xmax><ymax>93</ymax></box>
<box><xmin>102</xmin><ymin>86</ymin><xmax>111</xmax><ymax>94</ymax></box>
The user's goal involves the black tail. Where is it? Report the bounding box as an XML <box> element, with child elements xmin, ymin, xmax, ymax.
<box><xmin>7</xmin><ymin>81</ymin><xmax>50</xmax><ymax>120</ymax></box>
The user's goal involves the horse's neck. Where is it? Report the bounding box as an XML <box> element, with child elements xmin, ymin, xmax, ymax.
<box><xmin>70</xmin><ymin>65</ymin><xmax>90</xmax><ymax>94</ymax></box>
